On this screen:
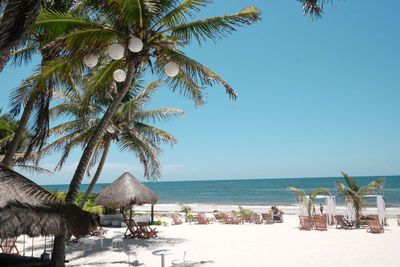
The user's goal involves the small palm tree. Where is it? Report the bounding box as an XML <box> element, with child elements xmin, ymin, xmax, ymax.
<box><xmin>45</xmin><ymin>77</ymin><xmax>184</xmax><ymax>208</ymax></box>
<box><xmin>335</xmin><ymin>172</ymin><xmax>384</xmax><ymax>228</ymax></box>
<box><xmin>287</xmin><ymin>186</ymin><xmax>331</xmax><ymax>219</ymax></box>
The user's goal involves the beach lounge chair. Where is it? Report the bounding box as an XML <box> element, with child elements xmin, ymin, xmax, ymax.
<box><xmin>171</xmin><ymin>215</ymin><xmax>183</xmax><ymax>225</ymax></box>
<box><xmin>137</xmin><ymin>222</ymin><xmax>158</xmax><ymax>238</ymax></box>
<box><xmin>313</xmin><ymin>215</ymin><xmax>327</xmax><ymax>231</ymax></box>
<box><xmin>261</xmin><ymin>213</ymin><xmax>274</xmax><ymax>224</ymax></box>
<box><xmin>0</xmin><ymin>237</ymin><xmax>20</xmax><ymax>255</ymax></box>
<box><xmin>298</xmin><ymin>216</ymin><xmax>312</xmax><ymax>230</ymax></box>
<box><xmin>273</xmin><ymin>213</ymin><xmax>283</xmax><ymax>223</ymax></box>
<box><xmin>250</xmin><ymin>213</ymin><xmax>262</xmax><ymax>224</ymax></box>
<box><xmin>124</xmin><ymin>219</ymin><xmax>142</xmax><ymax>239</ymax></box>
<box><xmin>196</xmin><ymin>213</ymin><xmax>210</xmax><ymax>224</ymax></box>
<box><xmin>367</xmin><ymin>218</ymin><xmax>384</xmax><ymax>234</ymax></box>
<box><xmin>334</xmin><ymin>215</ymin><xmax>353</xmax><ymax>229</ymax></box>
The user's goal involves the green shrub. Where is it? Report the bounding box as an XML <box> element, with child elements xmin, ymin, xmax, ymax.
<box><xmin>149</xmin><ymin>220</ymin><xmax>162</xmax><ymax>226</ymax></box>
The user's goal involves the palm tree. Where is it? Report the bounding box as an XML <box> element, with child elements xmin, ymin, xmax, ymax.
<box><xmin>335</xmin><ymin>172</ymin><xmax>384</xmax><ymax>228</ymax></box>
<box><xmin>1</xmin><ymin>0</ymin><xmax>82</xmax><ymax>167</ymax></box>
<box><xmin>33</xmin><ymin>0</ymin><xmax>261</xmax><ymax>205</ymax></box>
<box><xmin>287</xmin><ymin>186</ymin><xmax>331</xmax><ymax>219</ymax></box>
<box><xmin>0</xmin><ymin>0</ymin><xmax>41</xmax><ymax>71</ymax></box>
<box><xmin>46</xmin><ymin>78</ymin><xmax>184</xmax><ymax>209</ymax></box>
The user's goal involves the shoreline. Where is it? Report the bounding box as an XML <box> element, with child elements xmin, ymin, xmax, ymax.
<box><xmin>134</xmin><ymin>203</ymin><xmax>400</xmax><ymax>218</ymax></box>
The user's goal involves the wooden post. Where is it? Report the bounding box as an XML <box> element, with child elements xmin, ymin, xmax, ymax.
<box><xmin>151</xmin><ymin>204</ymin><xmax>154</xmax><ymax>222</ymax></box>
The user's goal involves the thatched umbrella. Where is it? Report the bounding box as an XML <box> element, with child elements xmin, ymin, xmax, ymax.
<box><xmin>95</xmin><ymin>172</ymin><xmax>159</xmax><ymax>221</ymax></box>
<box><xmin>0</xmin><ymin>164</ymin><xmax>98</xmax><ymax>239</ymax></box>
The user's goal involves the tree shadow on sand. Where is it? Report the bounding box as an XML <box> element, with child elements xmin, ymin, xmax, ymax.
<box><xmin>66</xmin><ymin>236</ymin><xmax>187</xmax><ymax>263</ymax></box>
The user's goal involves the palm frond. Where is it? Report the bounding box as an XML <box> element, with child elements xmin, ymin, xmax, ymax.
<box><xmin>134</xmin><ymin>108</ymin><xmax>185</xmax><ymax>124</ymax></box>
<box><xmin>359</xmin><ymin>177</ymin><xmax>385</xmax><ymax>196</ymax></box>
<box><xmin>287</xmin><ymin>186</ymin><xmax>306</xmax><ymax>203</ymax></box>
<box><xmin>156</xmin><ymin>0</ymin><xmax>211</xmax><ymax>28</ymax></box>
<box><xmin>152</xmin><ymin>6</ymin><xmax>261</xmax><ymax>44</ymax></box>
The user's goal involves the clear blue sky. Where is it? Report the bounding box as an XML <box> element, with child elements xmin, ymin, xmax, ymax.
<box><xmin>0</xmin><ymin>0</ymin><xmax>399</xmax><ymax>184</ymax></box>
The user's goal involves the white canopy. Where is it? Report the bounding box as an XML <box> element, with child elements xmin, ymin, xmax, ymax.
<box><xmin>299</xmin><ymin>195</ymin><xmax>336</xmax><ymax>224</ymax></box>
<box><xmin>346</xmin><ymin>195</ymin><xmax>385</xmax><ymax>225</ymax></box>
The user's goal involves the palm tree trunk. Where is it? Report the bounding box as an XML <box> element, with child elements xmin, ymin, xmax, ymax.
<box><xmin>51</xmin><ymin>235</ymin><xmax>65</xmax><ymax>267</ymax></box>
<box><xmin>79</xmin><ymin>136</ymin><xmax>112</xmax><ymax>209</ymax></box>
<box><xmin>1</xmin><ymin>98</ymin><xmax>33</xmax><ymax>167</ymax></box>
<box><xmin>0</xmin><ymin>0</ymin><xmax>41</xmax><ymax>72</ymax></box>
<box><xmin>65</xmin><ymin>58</ymin><xmax>137</xmax><ymax>204</ymax></box>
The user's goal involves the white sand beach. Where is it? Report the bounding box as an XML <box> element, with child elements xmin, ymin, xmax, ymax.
<box><xmin>14</xmin><ymin>204</ymin><xmax>400</xmax><ymax>267</ymax></box>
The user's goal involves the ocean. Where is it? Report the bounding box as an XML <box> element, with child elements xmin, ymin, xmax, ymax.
<box><xmin>43</xmin><ymin>175</ymin><xmax>400</xmax><ymax>206</ymax></box>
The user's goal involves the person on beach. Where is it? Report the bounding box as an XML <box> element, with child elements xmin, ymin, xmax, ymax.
<box><xmin>312</xmin><ymin>205</ymin><xmax>316</xmax><ymax>215</ymax></box>
<box><xmin>319</xmin><ymin>204</ymin><xmax>324</xmax><ymax>214</ymax></box>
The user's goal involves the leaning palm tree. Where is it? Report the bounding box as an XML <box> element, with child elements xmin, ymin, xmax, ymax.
<box><xmin>335</xmin><ymin>172</ymin><xmax>384</xmax><ymax>228</ymax></box>
<box><xmin>287</xmin><ymin>186</ymin><xmax>331</xmax><ymax>219</ymax></box>
<box><xmin>35</xmin><ymin>2</ymin><xmax>260</xmax><ymax>265</ymax></box>
<box><xmin>45</xmin><ymin>78</ymin><xmax>184</xmax><ymax>208</ymax></box>
<box><xmin>2</xmin><ymin>0</ymin><xmax>83</xmax><ymax>167</ymax></box>
<box><xmin>34</xmin><ymin>0</ymin><xmax>261</xmax><ymax>203</ymax></box>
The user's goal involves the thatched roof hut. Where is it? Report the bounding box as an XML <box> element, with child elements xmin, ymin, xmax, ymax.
<box><xmin>95</xmin><ymin>172</ymin><xmax>159</xmax><ymax>207</ymax></box>
<box><xmin>0</xmin><ymin>164</ymin><xmax>97</xmax><ymax>239</ymax></box>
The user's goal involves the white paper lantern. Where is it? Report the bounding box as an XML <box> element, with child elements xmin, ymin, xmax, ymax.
<box><xmin>164</xmin><ymin>61</ymin><xmax>180</xmax><ymax>77</ymax></box>
<box><xmin>83</xmin><ymin>54</ymin><xmax>98</xmax><ymax>68</ymax></box>
<box><xmin>108</xmin><ymin>44</ymin><xmax>124</xmax><ymax>60</ymax></box>
<box><xmin>128</xmin><ymin>37</ymin><xmax>143</xmax><ymax>53</ymax></box>
<box><xmin>113</xmin><ymin>69</ymin><xmax>126</xmax><ymax>82</ymax></box>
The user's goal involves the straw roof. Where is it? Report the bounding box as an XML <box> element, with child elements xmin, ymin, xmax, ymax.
<box><xmin>95</xmin><ymin>172</ymin><xmax>159</xmax><ymax>207</ymax></box>
<box><xmin>0</xmin><ymin>164</ymin><xmax>97</xmax><ymax>239</ymax></box>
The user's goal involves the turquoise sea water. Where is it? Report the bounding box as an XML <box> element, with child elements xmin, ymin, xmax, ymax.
<box><xmin>43</xmin><ymin>176</ymin><xmax>400</xmax><ymax>206</ymax></box>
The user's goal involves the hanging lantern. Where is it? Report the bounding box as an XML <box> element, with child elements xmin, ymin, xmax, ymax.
<box><xmin>128</xmin><ymin>37</ymin><xmax>143</xmax><ymax>53</ymax></box>
<box><xmin>164</xmin><ymin>61</ymin><xmax>180</xmax><ymax>77</ymax></box>
<box><xmin>83</xmin><ymin>54</ymin><xmax>98</xmax><ymax>68</ymax></box>
<box><xmin>108</xmin><ymin>44</ymin><xmax>124</xmax><ymax>60</ymax></box>
<box><xmin>113</xmin><ymin>69</ymin><xmax>126</xmax><ymax>82</ymax></box>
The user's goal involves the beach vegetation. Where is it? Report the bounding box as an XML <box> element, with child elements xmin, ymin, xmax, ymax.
<box><xmin>335</xmin><ymin>172</ymin><xmax>385</xmax><ymax>228</ymax></box>
<box><xmin>149</xmin><ymin>220</ymin><xmax>162</xmax><ymax>226</ymax></box>
<box><xmin>232</xmin><ymin>206</ymin><xmax>254</xmax><ymax>221</ymax></box>
<box><xmin>181</xmin><ymin>205</ymin><xmax>192</xmax><ymax>216</ymax></box>
<box><xmin>287</xmin><ymin>187</ymin><xmax>331</xmax><ymax>219</ymax></box>
<box><xmin>44</xmin><ymin>75</ymin><xmax>183</xmax><ymax>208</ymax></box>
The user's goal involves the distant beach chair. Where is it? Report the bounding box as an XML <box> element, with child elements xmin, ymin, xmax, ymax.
<box><xmin>298</xmin><ymin>216</ymin><xmax>312</xmax><ymax>230</ymax></box>
<box><xmin>0</xmin><ymin>237</ymin><xmax>20</xmax><ymax>255</ymax></box>
<box><xmin>313</xmin><ymin>215</ymin><xmax>327</xmax><ymax>231</ymax></box>
<box><xmin>261</xmin><ymin>213</ymin><xmax>274</xmax><ymax>224</ymax></box>
<box><xmin>250</xmin><ymin>213</ymin><xmax>262</xmax><ymax>224</ymax></box>
<box><xmin>367</xmin><ymin>218</ymin><xmax>384</xmax><ymax>234</ymax></box>
<box><xmin>273</xmin><ymin>213</ymin><xmax>283</xmax><ymax>223</ymax></box>
<box><xmin>137</xmin><ymin>222</ymin><xmax>158</xmax><ymax>238</ymax></box>
<box><xmin>171</xmin><ymin>215</ymin><xmax>183</xmax><ymax>225</ymax></box>
<box><xmin>196</xmin><ymin>213</ymin><xmax>210</xmax><ymax>224</ymax></box>
<box><xmin>334</xmin><ymin>215</ymin><xmax>354</xmax><ymax>229</ymax></box>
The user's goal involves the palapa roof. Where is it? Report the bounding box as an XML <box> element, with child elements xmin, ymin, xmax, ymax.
<box><xmin>0</xmin><ymin>164</ymin><xmax>97</xmax><ymax>239</ymax></box>
<box><xmin>95</xmin><ymin>172</ymin><xmax>159</xmax><ymax>207</ymax></box>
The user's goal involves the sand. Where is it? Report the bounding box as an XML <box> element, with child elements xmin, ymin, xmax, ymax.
<box><xmin>14</xmin><ymin>205</ymin><xmax>400</xmax><ymax>267</ymax></box>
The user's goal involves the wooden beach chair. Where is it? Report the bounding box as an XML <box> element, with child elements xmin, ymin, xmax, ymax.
<box><xmin>250</xmin><ymin>213</ymin><xmax>262</xmax><ymax>224</ymax></box>
<box><xmin>90</xmin><ymin>225</ymin><xmax>108</xmax><ymax>236</ymax></box>
<box><xmin>171</xmin><ymin>215</ymin><xmax>183</xmax><ymax>225</ymax></box>
<box><xmin>0</xmin><ymin>237</ymin><xmax>20</xmax><ymax>255</ymax></box>
<box><xmin>124</xmin><ymin>219</ymin><xmax>142</xmax><ymax>239</ymax></box>
<box><xmin>273</xmin><ymin>213</ymin><xmax>283</xmax><ymax>223</ymax></box>
<box><xmin>298</xmin><ymin>216</ymin><xmax>312</xmax><ymax>230</ymax></box>
<box><xmin>261</xmin><ymin>213</ymin><xmax>274</xmax><ymax>224</ymax></box>
<box><xmin>334</xmin><ymin>215</ymin><xmax>353</xmax><ymax>229</ymax></box>
<box><xmin>367</xmin><ymin>218</ymin><xmax>384</xmax><ymax>234</ymax></box>
<box><xmin>137</xmin><ymin>222</ymin><xmax>158</xmax><ymax>238</ymax></box>
<box><xmin>313</xmin><ymin>215</ymin><xmax>327</xmax><ymax>231</ymax></box>
<box><xmin>196</xmin><ymin>213</ymin><xmax>210</xmax><ymax>224</ymax></box>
